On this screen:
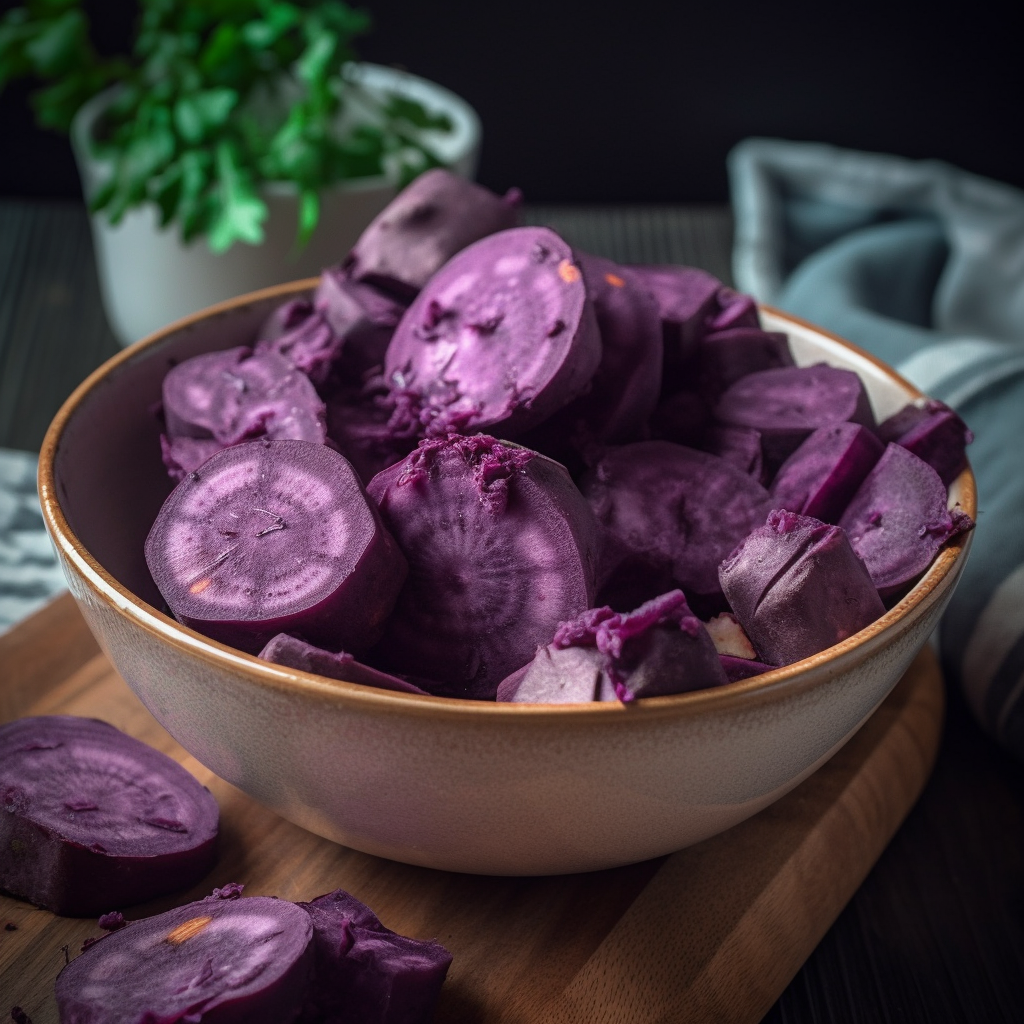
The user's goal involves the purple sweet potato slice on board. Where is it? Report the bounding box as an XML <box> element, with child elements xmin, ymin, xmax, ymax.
<box><xmin>714</xmin><ymin>363</ymin><xmax>876</xmax><ymax>472</ymax></box>
<box><xmin>838</xmin><ymin>443</ymin><xmax>974</xmax><ymax>596</ymax></box>
<box><xmin>770</xmin><ymin>422</ymin><xmax>885</xmax><ymax>523</ymax></box>
<box><xmin>296</xmin><ymin>888</ymin><xmax>453</xmax><ymax>1024</ymax></box>
<box><xmin>0</xmin><ymin>716</ymin><xmax>218</xmax><ymax>916</ymax></box>
<box><xmin>366</xmin><ymin>435</ymin><xmax>599</xmax><ymax>699</ymax></box>
<box><xmin>580</xmin><ymin>440</ymin><xmax>773</xmax><ymax>600</ymax></box>
<box><xmin>160</xmin><ymin>348</ymin><xmax>327</xmax><ymax>479</ymax></box>
<box><xmin>698</xmin><ymin>327</ymin><xmax>794</xmax><ymax>397</ymax></box>
<box><xmin>345</xmin><ymin>168</ymin><xmax>523</xmax><ymax>297</ymax></box>
<box><xmin>719</xmin><ymin>509</ymin><xmax>886</xmax><ymax>666</ymax></box>
<box><xmin>878</xmin><ymin>398</ymin><xmax>973</xmax><ymax>487</ymax></box>
<box><xmin>55</xmin><ymin>894</ymin><xmax>314</xmax><ymax>1023</ymax></box>
<box><xmin>259</xmin><ymin>634</ymin><xmax>431</xmax><ymax>696</ymax></box>
<box><xmin>500</xmin><ymin>591</ymin><xmax>727</xmax><ymax>704</ymax></box>
<box><xmin>383</xmin><ymin>226</ymin><xmax>601</xmax><ymax>438</ymax></box>
<box><xmin>145</xmin><ymin>439</ymin><xmax>407</xmax><ymax>655</ymax></box>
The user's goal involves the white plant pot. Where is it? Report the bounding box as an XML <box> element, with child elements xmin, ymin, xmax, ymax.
<box><xmin>70</xmin><ymin>64</ymin><xmax>481</xmax><ymax>346</ymax></box>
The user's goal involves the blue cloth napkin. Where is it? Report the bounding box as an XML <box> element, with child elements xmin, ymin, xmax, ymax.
<box><xmin>0</xmin><ymin>448</ymin><xmax>68</xmax><ymax>634</ymax></box>
<box><xmin>729</xmin><ymin>138</ymin><xmax>1024</xmax><ymax>757</ymax></box>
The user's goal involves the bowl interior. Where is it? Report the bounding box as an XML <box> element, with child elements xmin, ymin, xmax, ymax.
<box><xmin>46</xmin><ymin>291</ymin><xmax>973</xmax><ymax>661</ymax></box>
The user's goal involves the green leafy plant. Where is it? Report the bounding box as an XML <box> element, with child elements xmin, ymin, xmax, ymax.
<box><xmin>0</xmin><ymin>0</ymin><xmax>453</xmax><ymax>250</ymax></box>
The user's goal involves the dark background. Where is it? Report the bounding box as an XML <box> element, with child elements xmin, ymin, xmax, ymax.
<box><xmin>1</xmin><ymin>0</ymin><xmax>1022</xmax><ymax>203</ymax></box>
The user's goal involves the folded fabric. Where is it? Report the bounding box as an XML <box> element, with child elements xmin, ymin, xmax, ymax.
<box><xmin>728</xmin><ymin>138</ymin><xmax>1024</xmax><ymax>758</ymax></box>
<box><xmin>0</xmin><ymin>448</ymin><xmax>68</xmax><ymax>634</ymax></box>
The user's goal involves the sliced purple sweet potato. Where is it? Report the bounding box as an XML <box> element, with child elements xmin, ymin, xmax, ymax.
<box><xmin>0</xmin><ymin>715</ymin><xmax>218</xmax><ymax>917</ymax></box>
<box><xmin>160</xmin><ymin>347</ymin><xmax>327</xmax><ymax>480</ymax></box>
<box><xmin>366</xmin><ymin>435</ymin><xmax>599</xmax><ymax>699</ymax></box>
<box><xmin>838</xmin><ymin>443</ymin><xmax>974</xmax><ymax>596</ymax></box>
<box><xmin>580</xmin><ymin>440</ymin><xmax>773</xmax><ymax>601</ymax></box>
<box><xmin>878</xmin><ymin>398</ymin><xmax>973</xmax><ymax>487</ymax></box>
<box><xmin>297</xmin><ymin>888</ymin><xmax>453</xmax><ymax>1024</ymax></box>
<box><xmin>714</xmin><ymin>363</ymin><xmax>876</xmax><ymax>472</ymax></box>
<box><xmin>55</xmin><ymin>894</ymin><xmax>314</xmax><ymax>1023</ymax></box>
<box><xmin>573</xmin><ymin>254</ymin><xmax>663</xmax><ymax>442</ymax></box>
<box><xmin>499</xmin><ymin>591</ymin><xmax>727</xmax><ymax>704</ymax></box>
<box><xmin>259</xmin><ymin>634</ymin><xmax>431</xmax><ymax>696</ymax></box>
<box><xmin>325</xmin><ymin>384</ymin><xmax>419</xmax><ymax>485</ymax></box>
<box><xmin>630</xmin><ymin>264</ymin><xmax>721</xmax><ymax>394</ymax></box>
<box><xmin>719</xmin><ymin>509</ymin><xmax>886</xmax><ymax>666</ymax></box>
<box><xmin>345</xmin><ymin>168</ymin><xmax>522</xmax><ymax>297</ymax></box>
<box><xmin>255</xmin><ymin>308</ymin><xmax>342</xmax><ymax>389</ymax></box>
<box><xmin>518</xmin><ymin>254</ymin><xmax>663</xmax><ymax>467</ymax></box>
<box><xmin>770</xmin><ymin>422</ymin><xmax>885</xmax><ymax>523</ymax></box>
<box><xmin>705</xmin><ymin>286</ymin><xmax>760</xmax><ymax>333</ymax></box>
<box><xmin>257</xmin><ymin>297</ymin><xmax>315</xmax><ymax>343</ymax></box>
<box><xmin>145</xmin><ymin>439</ymin><xmax>407</xmax><ymax>655</ymax></box>
<box><xmin>383</xmin><ymin>226</ymin><xmax>601</xmax><ymax>438</ymax></box>
<box><xmin>718</xmin><ymin>655</ymin><xmax>775</xmax><ymax>682</ymax></box>
<box><xmin>697</xmin><ymin>327</ymin><xmax>794</xmax><ymax>397</ymax></box>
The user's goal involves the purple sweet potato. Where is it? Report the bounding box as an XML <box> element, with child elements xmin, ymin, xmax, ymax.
<box><xmin>705</xmin><ymin>286</ymin><xmax>760</xmax><ymax>333</ymax></box>
<box><xmin>580</xmin><ymin>441</ymin><xmax>773</xmax><ymax>602</ymax></box>
<box><xmin>518</xmin><ymin>254</ymin><xmax>663</xmax><ymax>467</ymax></box>
<box><xmin>697</xmin><ymin>327</ymin><xmax>794</xmax><ymax>397</ymax></box>
<box><xmin>259</xmin><ymin>634</ymin><xmax>431</xmax><ymax>696</ymax></box>
<box><xmin>770</xmin><ymin>422</ymin><xmax>885</xmax><ymax>523</ymax></box>
<box><xmin>366</xmin><ymin>435</ymin><xmax>599</xmax><ymax>699</ymax></box>
<box><xmin>718</xmin><ymin>655</ymin><xmax>775</xmax><ymax>682</ymax></box>
<box><xmin>257</xmin><ymin>297</ymin><xmax>315</xmax><ymax>343</ymax></box>
<box><xmin>145</xmin><ymin>439</ymin><xmax>407</xmax><ymax>655</ymax></box>
<box><xmin>325</xmin><ymin>384</ymin><xmax>420</xmax><ymax>485</ymax></box>
<box><xmin>345</xmin><ymin>168</ymin><xmax>522</xmax><ymax>297</ymax></box>
<box><xmin>838</xmin><ymin>443</ymin><xmax>974</xmax><ymax>596</ymax></box>
<box><xmin>572</xmin><ymin>254</ymin><xmax>663</xmax><ymax>442</ymax></box>
<box><xmin>630</xmin><ymin>264</ymin><xmax>721</xmax><ymax>394</ymax></box>
<box><xmin>160</xmin><ymin>347</ymin><xmax>327</xmax><ymax>480</ymax></box>
<box><xmin>0</xmin><ymin>716</ymin><xmax>218</xmax><ymax>916</ymax></box>
<box><xmin>719</xmin><ymin>510</ymin><xmax>887</xmax><ymax>666</ymax></box>
<box><xmin>714</xmin><ymin>364</ymin><xmax>876</xmax><ymax>471</ymax></box>
<box><xmin>498</xmin><ymin>591</ymin><xmax>727</xmax><ymax>704</ymax></box>
<box><xmin>55</xmin><ymin>894</ymin><xmax>314</xmax><ymax>1023</ymax></box>
<box><xmin>878</xmin><ymin>398</ymin><xmax>973</xmax><ymax>487</ymax></box>
<box><xmin>383</xmin><ymin>226</ymin><xmax>601</xmax><ymax>438</ymax></box>
<box><xmin>297</xmin><ymin>888</ymin><xmax>453</xmax><ymax>1024</ymax></box>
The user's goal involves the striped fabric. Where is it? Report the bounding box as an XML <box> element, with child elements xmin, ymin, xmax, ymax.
<box><xmin>0</xmin><ymin>448</ymin><xmax>67</xmax><ymax>633</ymax></box>
<box><xmin>729</xmin><ymin>138</ymin><xmax>1024</xmax><ymax>757</ymax></box>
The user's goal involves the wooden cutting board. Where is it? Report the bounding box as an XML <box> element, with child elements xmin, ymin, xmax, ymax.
<box><xmin>0</xmin><ymin>594</ymin><xmax>944</xmax><ymax>1024</ymax></box>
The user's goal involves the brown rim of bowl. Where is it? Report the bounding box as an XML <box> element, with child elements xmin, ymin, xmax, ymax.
<box><xmin>38</xmin><ymin>288</ymin><xmax>977</xmax><ymax>722</ymax></box>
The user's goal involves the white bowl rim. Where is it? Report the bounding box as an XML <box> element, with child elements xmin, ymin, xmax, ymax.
<box><xmin>38</xmin><ymin>280</ymin><xmax>977</xmax><ymax>724</ymax></box>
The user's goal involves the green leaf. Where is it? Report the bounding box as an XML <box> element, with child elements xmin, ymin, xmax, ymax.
<box><xmin>296</xmin><ymin>187</ymin><xmax>319</xmax><ymax>247</ymax></box>
<box><xmin>295</xmin><ymin>29</ymin><xmax>336</xmax><ymax>86</ymax></box>
<box><xmin>174</xmin><ymin>88</ymin><xmax>238</xmax><ymax>143</ymax></box>
<box><xmin>23</xmin><ymin>8</ymin><xmax>87</xmax><ymax>77</ymax></box>
<box><xmin>208</xmin><ymin>140</ymin><xmax>267</xmax><ymax>251</ymax></box>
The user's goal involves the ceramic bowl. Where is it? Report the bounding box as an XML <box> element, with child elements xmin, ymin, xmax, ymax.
<box><xmin>38</xmin><ymin>284</ymin><xmax>975</xmax><ymax>875</ymax></box>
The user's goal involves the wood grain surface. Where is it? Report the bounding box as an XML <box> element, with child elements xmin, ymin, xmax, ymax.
<box><xmin>0</xmin><ymin>595</ymin><xmax>942</xmax><ymax>1023</ymax></box>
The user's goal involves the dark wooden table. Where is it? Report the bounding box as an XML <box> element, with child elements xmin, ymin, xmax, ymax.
<box><xmin>2</xmin><ymin>199</ymin><xmax>1023</xmax><ymax>1023</ymax></box>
